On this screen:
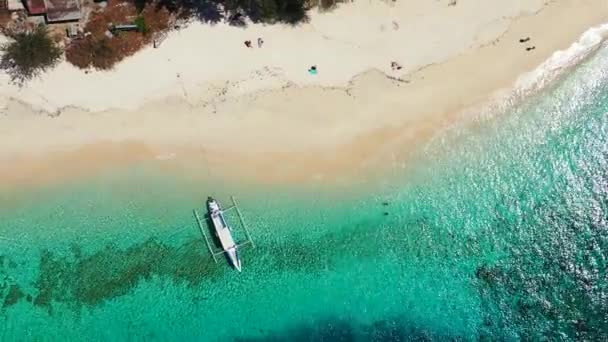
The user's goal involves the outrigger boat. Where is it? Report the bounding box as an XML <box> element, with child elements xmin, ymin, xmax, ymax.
<box><xmin>193</xmin><ymin>196</ymin><xmax>254</xmax><ymax>272</ymax></box>
<box><xmin>206</xmin><ymin>197</ymin><xmax>241</xmax><ymax>272</ymax></box>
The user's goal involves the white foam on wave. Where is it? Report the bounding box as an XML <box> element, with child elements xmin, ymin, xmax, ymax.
<box><xmin>425</xmin><ymin>23</ymin><xmax>608</xmax><ymax>158</ymax></box>
<box><xmin>514</xmin><ymin>22</ymin><xmax>608</xmax><ymax>95</ymax></box>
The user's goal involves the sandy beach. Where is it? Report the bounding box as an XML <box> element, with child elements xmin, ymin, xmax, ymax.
<box><xmin>1</xmin><ymin>0</ymin><xmax>608</xmax><ymax>186</ymax></box>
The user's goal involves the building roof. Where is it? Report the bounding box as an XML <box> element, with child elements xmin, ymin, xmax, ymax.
<box><xmin>8</xmin><ymin>0</ymin><xmax>25</xmax><ymax>11</ymax></box>
<box><xmin>26</xmin><ymin>0</ymin><xmax>46</xmax><ymax>14</ymax></box>
<box><xmin>44</xmin><ymin>0</ymin><xmax>80</xmax><ymax>22</ymax></box>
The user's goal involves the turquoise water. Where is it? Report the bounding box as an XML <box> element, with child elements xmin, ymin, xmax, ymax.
<box><xmin>2</xmin><ymin>46</ymin><xmax>608</xmax><ymax>340</ymax></box>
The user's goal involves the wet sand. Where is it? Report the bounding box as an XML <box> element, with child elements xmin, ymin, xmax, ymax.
<box><xmin>1</xmin><ymin>0</ymin><xmax>607</xmax><ymax>188</ymax></box>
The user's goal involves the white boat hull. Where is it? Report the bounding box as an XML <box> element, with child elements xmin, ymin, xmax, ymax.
<box><xmin>207</xmin><ymin>197</ymin><xmax>242</xmax><ymax>272</ymax></box>
<box><xmin>226</xmin><ymin>247</ymin><xmax>242</xmax><ymax>272</ymax></box>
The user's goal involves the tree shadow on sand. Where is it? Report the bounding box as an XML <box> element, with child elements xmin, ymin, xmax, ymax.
<box><xmin>156</xmin><ymin>0</ymin><xmax>309</xmax><ymax>26</ymax></box>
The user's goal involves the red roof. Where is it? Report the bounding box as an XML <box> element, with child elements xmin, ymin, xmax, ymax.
<box><xmin>26</xmin><ymin>0</ymin><xmax>46</xmax><ymax>14</ymax></box>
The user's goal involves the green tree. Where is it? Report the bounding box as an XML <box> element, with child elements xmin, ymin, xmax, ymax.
<box><xmin>319</xmin><ymin>0</ymin><xmax>337</xmax><ymax>11</ymax></box>
<box><xmin>135</xmin><ymin>0</ymin><xmax>149</xmax><ymax>12</ymax></box>
<box><xmin>0</xmin><ymin>25</ymin><xmax>62</xmax><ymax>84</ymax></box>
<box><xmin>254</xmin><ymin>0</ymin><xmax>307</xmax><ymax>24</ymax></box>
<box><xmin>135</xmin><ymin>16</ymin><xmax>149</xmax><ymax>34</ymax></box>
<box><xmin>277</xmin><ymin>0</ymin><xmax>307</xmax><ymax>23</ymax></box>
<box><xmin>257</xmin><ymin>0</ymin><xmax>278</xmax><ymax>22</ymax></box>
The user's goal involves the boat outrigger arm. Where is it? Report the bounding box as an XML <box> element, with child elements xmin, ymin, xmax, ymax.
<box><xmin>193</xmin><ymin>196</ymin><xmax>254</xmax><ymax>272</ymax></box>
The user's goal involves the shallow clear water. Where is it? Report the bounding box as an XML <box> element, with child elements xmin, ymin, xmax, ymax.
<box><xmin>2</xmin><ymin>46</ymin><xmax>608</xmax><ymax>341</ymax></box>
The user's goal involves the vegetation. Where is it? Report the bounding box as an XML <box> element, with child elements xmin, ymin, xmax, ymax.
<box><xmin>155</xmin><ymin>0</ymin><xmax>310</xmax><ymax>24</ymax></box>
<box><xmin>66</xmin><ymin>0</ymin><xmax>170</xmax><ymax>69</ymax></box>
<box><xmin>0</xmin><ymin>25</ymin><xmax>62</xmax><ymax>84</ymax></box>
<box><xmin>256</xmin><ymin>0</ymin><xmax>308</xmax><ymax>23</ymax></box>
<box><xmin>0</xmin><ymin>12</ymin><xmax>11</xmax><ymax>29</ymax></box>
<box><xmin>65</xmin><ymin>0</ymin><xmax>342</xmax><ymax>70</ymax></box>
<box><xmin>318</xmin><ymin>0</ymin><xmax>340</xmax><ymax>11</ymax></box>
<box><xmin>135</xmin><ymin>16</ymin><xmax>149</xmax><ymax>34</ymax></box>
<box><xmin>66</xmin><ymin>37</ymin><xmax>124</xmax><ymax>70</ymax></box>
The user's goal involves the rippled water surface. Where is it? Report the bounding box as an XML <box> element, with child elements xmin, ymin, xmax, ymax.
<box><xmin>2</xmin><ymin>46</ymin><xmax>608</xmax><ymax>341</ymax></box>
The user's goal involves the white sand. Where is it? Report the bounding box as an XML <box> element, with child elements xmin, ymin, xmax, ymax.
<box><xmin>0</xmin><ymin>0</ymin><xmax>550</xmax><ymax>112</ymax></box>
<box><xmin>1</xmin><ymin>0</ymin><xmax>608</xmax><ymax>185</ymax></box>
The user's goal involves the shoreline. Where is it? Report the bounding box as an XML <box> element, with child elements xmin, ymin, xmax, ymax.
<box><xmin>0</xmin><ymin>0</ymin><xmax>555</xmax><ymax>113</ymax></box>
<box><xmin>1</xmin><ymin>0</ymin><xmax>608</xmax><ymax>188</ymax></box>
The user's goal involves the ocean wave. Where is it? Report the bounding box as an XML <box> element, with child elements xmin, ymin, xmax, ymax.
<box><xmin>424</xmin><ymin>22</ymin><xmax>608</xmax><ymax>163</ymax></box>
<box><xmin>469</xmin><ymin>21</ymin><xmax>608</xmax><ymax>121</ymax></box>
<box><xmin>514</xmin><ymin>22</ymin><xmax>608</xmax><ymax>95</ymax></box>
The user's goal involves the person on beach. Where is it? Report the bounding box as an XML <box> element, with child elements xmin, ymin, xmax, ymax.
<box><xmin>308</xmin><ymin>65</ymin><xmax>318</xmax><ymax>75</ymax></box>
<box><xmin>257</xmin><ymin>38</ymin><xmax>264</xmax><ymax>48</ymax></box>
<box><xmin>391</xmin><ymin>61</ymin><xmax>402</xmax><ymax>71</ymax></box>
<box><xmin>244</xmin><ymin>40</ymin><xmax>252</xmax><ymax>48</ymax></box>
<box><xmin>526</xmin><ymin>46</ymin><xmax>536</xmax><ymax>51</ymax></box>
